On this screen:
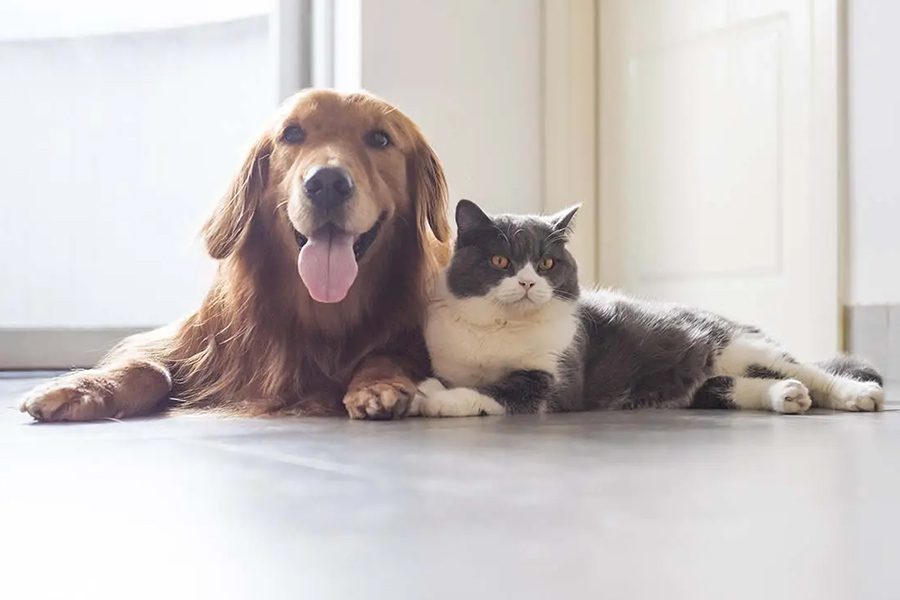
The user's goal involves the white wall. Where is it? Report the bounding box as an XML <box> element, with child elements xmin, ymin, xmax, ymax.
<box><xmin>356</xmin><ymin>0</ymin><xmax>544</xmax><ymax>216</ymax></box>
<box><xmin>848</xmin><ymin>0</ymin><xmax>900</xmax><ymax>305</ymax></box>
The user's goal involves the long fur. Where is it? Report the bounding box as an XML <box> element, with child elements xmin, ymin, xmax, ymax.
<box><xmin>20</xmin><ymin>90</ymin><xmax>451</xmax><ymax>421</ymax></box>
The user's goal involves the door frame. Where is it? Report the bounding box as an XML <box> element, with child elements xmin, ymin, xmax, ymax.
<box><xmin>812</xmin><ymin>0</ymin><xmax>847</xmax><ymax>352</ymax></box>
<box><xmin>542</xmin><ymin>0</ymin><xmax>599</xmax><ymax>285</ymax></box>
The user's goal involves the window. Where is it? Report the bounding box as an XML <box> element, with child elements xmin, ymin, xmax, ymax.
<box><xmin>0</xmin><ymin>0</ymin><xmax>282</xmax><ymax>329</ymax></box>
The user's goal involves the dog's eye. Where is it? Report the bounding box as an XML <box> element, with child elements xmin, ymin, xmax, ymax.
<box><xmin>538</xmin><ymin>257</ymin><xmax>555</xmax><ymax>271</ymax></box>
<box><xmin>282</xmin><ymin>125</ymin><xmax>306</xmax><ymax>144</ymax></box>
<box><xmin>490</xmin><ymin>255</ymin><xmax>510</xmax><ymax>269</ymax></box>
<box><xmin>365</xmin><ymin>130</ymin><xmax>392</xmax><ymax>149</ymax></box>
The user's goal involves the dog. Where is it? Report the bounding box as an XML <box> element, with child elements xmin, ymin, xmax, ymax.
<box><xmin>19</xmin><ymin>89</ymin><xmax>451</xmax><ymax>421</ymax></box>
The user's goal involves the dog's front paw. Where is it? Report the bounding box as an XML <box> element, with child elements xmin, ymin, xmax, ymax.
<box><xmin>19</xmin><ymin>372</ymin><xmax>115</xmax><ymax>422</ymax></box>
<box><xmin>343</xmin><ymin>379</ymin><xmax>415</xmax><ymax>420</ymax></box>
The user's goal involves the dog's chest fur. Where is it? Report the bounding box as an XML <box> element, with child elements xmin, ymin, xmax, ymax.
<box><xmin>425</xmin><ymin>291</ymin><xmax>578</xmax><ymax>388</ymax></box>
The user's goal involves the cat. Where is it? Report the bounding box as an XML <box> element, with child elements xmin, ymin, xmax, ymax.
<box><xmin>408</xmin><ymin>199</ymin><xmax>885</xmax><ymax>417</ymax></box>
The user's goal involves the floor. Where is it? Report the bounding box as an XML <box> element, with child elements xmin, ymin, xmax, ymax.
<box><xmin>2</xmin><ymin>373</ymin><xmax>899</xmax><ymax>600</ymax></box>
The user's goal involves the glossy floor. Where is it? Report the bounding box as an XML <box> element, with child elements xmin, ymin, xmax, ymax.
<box><xmin>2</xmin><ymin>374</ymin><xmax>898</xmax><ymax>600</ymax></box>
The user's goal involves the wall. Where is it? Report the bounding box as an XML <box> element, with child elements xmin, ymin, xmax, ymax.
<box><xmin>846</xmin><ymin>0</ymin><xmax>900</xmax><ymax>387</ymax></box>
<box><xmin>355</xmin><ymin>0</ymin><xmax>544</xmax><ymax>216</ymax></box>
<box><xmin>847</xmin><ymin>0</ymin><xmax>900</xmax><ymax>306</ymax></box>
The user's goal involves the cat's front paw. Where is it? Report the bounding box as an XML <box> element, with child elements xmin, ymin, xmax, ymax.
<box><xmin>407</xmin><ymin>378</ymin><xmax>444</xmax><ymax>416</ymax></box>
<box><xmin>416</xmin><ymin>387</ymin><xmax>506</xmax><ymax>418</ymax></box>
<box><xmin>768</xmin><ymin>379</ymin><xmax>812</xmax><ymax>414</ymax></box>
<box><xmin>417</xmin><ymin>377</ymin><xmax>446</xmax><ymax>396</ymax></box>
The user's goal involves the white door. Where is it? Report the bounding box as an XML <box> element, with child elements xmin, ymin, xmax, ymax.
<box><xmin>598</xmin><ymin>0</ymin><xmax>841</xmax><ymax>360</ymax></box>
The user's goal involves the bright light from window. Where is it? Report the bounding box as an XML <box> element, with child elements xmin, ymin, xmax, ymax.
<box><xmin>0</xmin><ymin>1</ymin><xmax>278</xmax><ymax>328</ymax></box>
<box><xmin>0</xmin><ymin>0</ymin><xmax>273</xmax><ymax>40</ymax></box>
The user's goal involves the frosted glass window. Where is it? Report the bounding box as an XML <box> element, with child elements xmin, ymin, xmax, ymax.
<box><xmin>0</xmin><ymin>1</ymin><xmax>277</xmax><ymax>327</ymax></box>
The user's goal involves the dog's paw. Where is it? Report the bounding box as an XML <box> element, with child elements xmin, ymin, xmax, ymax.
<box><xmin>19</xmin><ymin>373</ymin><xmax>115</xmax><ymax>422</ymax></box>
<box><xmin>769</xmin><ymin>379</ymin><xmax>812</xmax><ymax>414</ymax></box>
<box><xmin>343</xmin><ymin>379</ymin><xmax>415</xmax><ymax>420</ymax></box>
<box><xmin>417</xmin><ymin>387</ymin><xmax>506</xmax><ymax>418</ymax></box>
<box><xmin>831</xmin><ymin>380</ymin><xmax>885</xmax><ymax>412</ymax></box>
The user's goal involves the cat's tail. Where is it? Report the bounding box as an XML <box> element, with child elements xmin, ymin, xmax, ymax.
<box><xmin>816</xmin><ymin>355</ymin><xmax>884</xmax><ymax>385</ymax></box>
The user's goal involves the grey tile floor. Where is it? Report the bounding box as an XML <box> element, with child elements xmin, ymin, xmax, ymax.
<box><xmin>2</xmin><ymin>373</ymin><xmax>899</xmax><ymax>600</ymax></box>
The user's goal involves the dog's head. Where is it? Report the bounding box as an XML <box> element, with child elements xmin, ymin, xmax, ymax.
<box><xmin>202</xmin><ymin>89</ymin><xmax>450</xmax><ymax>305</ymax></box>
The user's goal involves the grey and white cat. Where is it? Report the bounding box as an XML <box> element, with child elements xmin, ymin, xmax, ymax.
<box><xmin>409</xmin><ymin>200</ymin><xmax>885</xmax><ymax>417</ymax></box>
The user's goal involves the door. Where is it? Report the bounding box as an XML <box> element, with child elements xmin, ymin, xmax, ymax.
<box><xmin>598</xmin><ymin>0</ymin><xmax>841</xmax><ymax>360</ymax></box>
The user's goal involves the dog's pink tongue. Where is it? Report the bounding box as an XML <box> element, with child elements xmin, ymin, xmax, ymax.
<box><xmin>298</xmin><ymin>228</ymin><xmax>358</xmax><ymax>303</ymax></box>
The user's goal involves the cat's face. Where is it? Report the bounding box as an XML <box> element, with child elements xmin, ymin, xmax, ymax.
<box><xmin>446</xmin><ymin>200</ymin><xmax>580</xmax><ymax>313</ymax></box>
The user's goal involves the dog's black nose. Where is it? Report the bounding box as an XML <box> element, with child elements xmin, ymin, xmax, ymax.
<box><xmin>303</xmin><ymin>166</ymin><xmax>354</xmax><ymax>209</ymax></box>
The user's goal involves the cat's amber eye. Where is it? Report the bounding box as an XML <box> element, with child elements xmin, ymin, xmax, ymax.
<box><xmin>490</xmin><ymin>255</ymin><xmax>510</xmax><ymax>269</ymax></box>
<box><xmin>538</xmin><ymin>257</ymin><xmax>555</xmax><ymax>271</ymax></box>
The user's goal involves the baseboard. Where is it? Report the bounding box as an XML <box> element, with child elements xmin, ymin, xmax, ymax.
<box><xmin>844</xmin><ymin>304</ymin><xmax>900</xmax><ymax>382</ymax></box>
<box><xmin>0</xmin><ymin>328</ymin><xmax>151</xmax><ymax>370</ymax></box>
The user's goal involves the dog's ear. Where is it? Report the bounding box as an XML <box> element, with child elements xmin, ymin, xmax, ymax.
<box><xmin>408</xmin><ymin>133</ymin><xmax>451</xmax><ymax>245</ymax></box>
<box><xmin>202</xmin><ymin>135</ymin><xmax>273</xmax><ymax>259</ymax></box>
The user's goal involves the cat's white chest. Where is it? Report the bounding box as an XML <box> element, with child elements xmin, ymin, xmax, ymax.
<box><xmin>425</xmin><ymin>295</ymin><xmax>578</xmax><ymax>388</ymax></box>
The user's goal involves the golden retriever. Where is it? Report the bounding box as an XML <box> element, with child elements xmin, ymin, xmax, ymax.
<box><xmin>20</xmin><ymin>89</ymin><xmax>451</xmax><ymax>421</ymax></box>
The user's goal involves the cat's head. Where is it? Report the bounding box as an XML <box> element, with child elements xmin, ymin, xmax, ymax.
<box><xmin>446</xmin><ymin>199</ymin><xmax>580</xmax><ymax>313</ymax></box>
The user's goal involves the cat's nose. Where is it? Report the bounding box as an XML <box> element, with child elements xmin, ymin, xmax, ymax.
<box><xmin>518</xmin><ymin>280</ymin><xmax>536</xmax><ymax>290</ymax></box>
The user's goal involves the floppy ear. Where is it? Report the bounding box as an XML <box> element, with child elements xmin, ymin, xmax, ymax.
<box><xmin>408</xmin><ymin>134</ymin><xmax>451</xmax><ymax>245</ymax></box>
<box><xmin>202</xmin><ymin>135</ymin><xmax>273</xmax><ymax>259</ymax></box>
<box><xmin>549</xmin><ymin>204</ymin><xmax>581</xmax><ymax>238</ymax></box>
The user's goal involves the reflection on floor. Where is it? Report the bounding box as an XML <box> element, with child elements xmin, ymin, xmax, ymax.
<box><xmin>2</xmin><ymin>373</ymin><xmax>898</xmax><ymax>600</ymax></box>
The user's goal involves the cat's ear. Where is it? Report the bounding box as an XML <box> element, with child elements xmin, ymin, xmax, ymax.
<box><xmin>550</xmin><ymin>204</ymin><xmax>581</xmax><ymax>238</ymax></box>
<box><xmin>549</xmin><ymin>204</ymin><xmax>581</xmax><ymax>237</ymax></box>
<box><xmin>455</xmin><ymin>199</ymin><xmax>493</xmax><ymax>233</ymax></box>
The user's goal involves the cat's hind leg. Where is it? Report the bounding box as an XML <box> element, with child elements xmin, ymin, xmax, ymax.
<box><xmin>691</xmin><ymin>376</ymin><xmax>812</xmax><ymax>414</ymax></box>
<box><xmin>716</xmin><ymin>332</ymin><xmax>884</xmax><ymax>412</ymax></box>
<box><xmin>794</xmin><ymin>366</ymin><xmax>883</xmax><ymax>411</ymax></box>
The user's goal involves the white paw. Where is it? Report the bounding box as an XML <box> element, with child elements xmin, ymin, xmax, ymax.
<box><xmin>417</xmin><ymin>378</ymin><xmax>447</xmax><ymax>396</ymax></box>
<box><xmin>769</xmin><ymin>379</ymin><xmax>812</xmax><ymax>414</ymax></box>
<box><xmin>831</xmin><ymin>380</ymin><xmax>884</xmax><ymax>412</ymax></box>
<box><xmin>407</xmin><ymin>379</ymin><xmax>445</xmax><ymax>416</ymax></box>
<box><xmin>416</xmin><ymin>387</ymin><xmax>506</xmax><ymax>418</ymax></box>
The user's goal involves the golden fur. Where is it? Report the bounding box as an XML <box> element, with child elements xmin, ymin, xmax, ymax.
<box><xmin>20</xmin><ymin>89</ymin><xmax>451</xmax><ymax>421</ymax></box>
